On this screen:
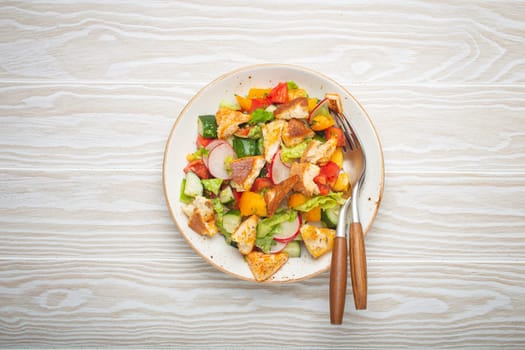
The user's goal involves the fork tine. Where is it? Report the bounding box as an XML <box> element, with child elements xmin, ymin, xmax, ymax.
<box><xmin>335</xmin><ymin>119</ymin><xmax>353</xmax><ymax>150</ymax></box>
<box><xmin>340</xmin><ymin>112</ymin><xmax>362</xmax><ymax>150</ymax></box>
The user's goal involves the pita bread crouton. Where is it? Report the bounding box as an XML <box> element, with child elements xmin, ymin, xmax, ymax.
<box><xmin>230</xmin><ymin>156</ymin><xmax>266</xmax><ymax>192</ymax></box>
<box><xmin>325</xmin><ymin>92</ymin><xmax>343</xmax><ymax>114</ymax></box>
<box><xmin>262</xmin><ymin>120</ymin><xmax>285</xmax><ymax>162</ymax></box>
<box><xmin>274</xmin><ymin>97</ymin><xmax>309</xmax><ymax>120</ymax></box>
<box><xmin>300</xmin><ymin>224</ymin><xmax>335</xmax><ymax>258</ymax></box>
<box><xmin>289</xmin><ymin>162</ymin><xmax>320</xmax><ymax>197</ymax></box>
<box><xmin>300</xmin><ymin>138</ymin><xmax>337</xmax><ymax>165</ymax></box>
<box><xmin>246</xmin><ymin>251</ymin><xmax>289</xmax><ymax>282</ymax></box>
<box><xmin>231</xmin><ymin>215</ymin><xmax>258</xmax><ymax>255</ymax></box>
<box><xmin>264</xmin><ymin>175</ymin><xmax>299</xmax><ymax>216</ymax></box>
<box><xmin>185</xmin><ymin>196</ymin><xmax>218</xmax><ymax>237</ymax></box>
<box><xmin>281</xmin><ymin>118</ymin><xmax>315</xmax><ymax>147</ymax></box>
<box><xmin>216</xmin><ymin>107</ymin><xmax>251</xmax><ymax>139</ymax></box>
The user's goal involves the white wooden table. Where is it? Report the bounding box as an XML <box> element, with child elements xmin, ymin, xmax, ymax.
<box><xmin>1</xmin><ymin>1</ymin><xmax>524</xmax><ymax>348</ymax></box>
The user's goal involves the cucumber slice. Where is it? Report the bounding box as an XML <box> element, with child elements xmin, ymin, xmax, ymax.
<box><xmin>322</xmin><ymin>206</ymin><xmax>340</xmax><ymax>228</ymax></box>
<box><xmin>179</xmin><ymin>179</ymin><xmax>193</xmax><ymax>203</ymax></box>
<box><xmin>232</xmin><ymin>137</ymin><xmax>259</xmax><ymax>157</ymax></box>
<box><xmin>198</xmin><ymin>115</ymin><xmax>218</xmax><ymax>138</ymax></box>
<box><xmin>257</xmin><ymin>138</ymin><xmax>264</xmax><ymax>156</ymax></box>
<box><xmin>283</xmin><ymin>241</ymin><xmax>301</xmax><ymax>257</ymax></box>
<box><xmin>222</xmin><ymin>210</ymin><xmax>241</xmax><ymax>234</ymax></box>
<box><xmin>219</xmin><ymin>186</ymin><xmax>235</xmax><ymax>204</ymax></box>
<box><xmin>184</xmin><ymin>171</ymin><xmax>203</xmax><ymax>197</ymax></box>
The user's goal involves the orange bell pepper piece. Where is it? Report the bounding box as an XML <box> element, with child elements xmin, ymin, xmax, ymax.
<box><xmin>305</xmin><ymin>206</ymin><xmax>321</xmax><ymax>222</ymax></box>
<box><xmin>239</xmin><ymin>191</ymin><xmax>267</xmax><ymax>217</ymax></box>
<box><xmin>310</xmin><ymin>114</ymin><xmax>335</xmax><ymax>131</ymax></box>
<box><xmin>288</xmin><ymin>192</ymin><xmax>308</xmax><ymax>209</ymax></box>
<box><xmin>308</xmin><ymin>98</ymin><xmax>318</xmax><ymax>112</ymax></box>
<box><xmin>235</xmin><ymin>95</ymin><xmax>252</xmax><ymax>112</ymax></box>
<box><xmin>247</xmin><ymin>88</ymin><xmax>271</xmax><ymax>99</ymax></box>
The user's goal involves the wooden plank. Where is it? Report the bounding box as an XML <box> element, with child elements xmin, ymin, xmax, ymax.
<box><xmin>356</xmin><ymin>85</ymin><xmax>525</xmax><ymax>172</ymax></box>
<box><xmin>1</xmin><ymin>170</ymin><xmax>524</xmax><ymax>261</ymax></box>
<box><xmin>0</xmin><ymin>83</ymin><xmax>187</xmax><ymax>170</ymax></box>
<box><xmin>0</xmin><ymin>259</ymin><xmax>523</xmax><ymax>348</ymax></box>
<box><xmin>1</xmin><ymin>1</ymin><xmax>524</xmax><ymax>83</ymax></box>
<box><xmin>1</xmin><ymin>83</ymin><xmax>524</xmax><ymax>172</ymax></box>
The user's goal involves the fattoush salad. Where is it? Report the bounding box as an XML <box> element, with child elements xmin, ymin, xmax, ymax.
<box><xmin>180</xmin><ymin>81</ymin><xmax>351</xmax><ymax>281</ymax></box>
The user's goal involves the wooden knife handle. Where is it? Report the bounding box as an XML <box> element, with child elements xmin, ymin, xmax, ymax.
<box><xmin>329</xmin><ymin>236</ymin><xmax>348</xmax><ymax>324</ymax></box>
<box><xmin>350</xmin><ymin>222</ymin><xmax>367</xmax><ymax>310</ymax></box>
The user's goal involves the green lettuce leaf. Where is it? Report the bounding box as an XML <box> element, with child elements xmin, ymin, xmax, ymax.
<box><xmin>249</xmin><ymin>109</ymin><xmax>274</xmax><ymax>125</ymax></box>
<box><xmin>294</xmin><ymin>192</ymin><xmax>347</xmax><ymax>212</ymax></box>
<box><xmin>201</xmin><ymin>178</ymin><xmax>223</xmax><ymax>196</ymax></box>
<box><xmin>247</xmin><ymin>125</ymin><xmax>262</xmax><ymax>138</ymax></box>
<box><xmin>188</xmin><ymin>147</ymin><xmax>209</xmax><ymax>160</ymax></box>
<box><xmin>256</xmin><ymin>210</ymin><xmax>297</xmax><ymax>239</ymax></box>
<box><xmin>287</xmin><ymin>81</ymin><xmax>299</xmax><ymax>90</ymax></box>
<box><xmin>255</xmin><ymin>235</ymin><xmax>275</xmax><ymax>253</ymax></box>
<box><xmin>280</xmin><ymin>140</ymin><xmax>310</xmax><ymax>163</ymax></box>
<box><xmin>212</xmin><ymin>198</ymin><xmax>230</xmax><ymax>239</ymax></box>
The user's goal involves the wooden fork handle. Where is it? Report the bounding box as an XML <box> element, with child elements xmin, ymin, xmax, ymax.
<box><xmin>350</xmin><ymin>222</ymin><xmax>367</xmax><ymax>310</ymax></box>
<box><xmin>329</xmin><ymin>236</ymin><xmax>347</xmax><ymax>324</ymax></box>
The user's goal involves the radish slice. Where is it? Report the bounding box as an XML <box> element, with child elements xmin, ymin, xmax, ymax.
<box><xmin>203</xmin><ymin>140</ymin><xmax>226</xmax><ymax>168</ymax></box>
<box><xmin>308</xmin><ymin>97</ymin><xmax>329</xmax><ymax>123</ymax></box>
<box><xmin>207</xmin><ymin>142</ymin><xmax>236</xmax><ymax>179</ymax></box>
<box><xmin>205</xmin><ymin>140</ymin><xmax>225</xmax><ymax>152</ymax></box>
<box><xmin>274</xmin><ymin>215</ymin><xmax>302</xmax><ymax>243</ymax></box>
<box><xmin>269</xmin><ymin>240</ymin><xmax>287</xmax><ymax>253</ymax></box>
<box><xmin>270</xmin><ymin>150</ymin><xmax>290</xmax><ymax>184</ymax></box>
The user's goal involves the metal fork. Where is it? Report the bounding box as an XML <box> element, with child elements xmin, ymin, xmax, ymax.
<box><xmin>328</xmin><ymin>93</ymin><xmax>367</xmax><ymax>324</ymax></box>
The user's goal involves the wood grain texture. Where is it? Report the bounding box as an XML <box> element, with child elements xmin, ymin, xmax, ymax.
<box><xmin>1</xmin><ymin>259</ymin><xmax>524</xmax><ymax>348</ymax></box>
<box><xmin>1</xmin><ymin>0</ymin><xmax>525</xmax><ymax>348</ymax></box>
<box><xmin>1</xmin><ymin>170</ymin><xmax>524</xmax><ymax>261</ymax></box>
<box><xmin>1</xmin><ymin>83</ymin><xmax>524</xmax><ymax>172</ymax></box>
<box><xmin>1</xmin><ymin>0</ymin><xmax>524</xmax><ymax>83</ymax></box>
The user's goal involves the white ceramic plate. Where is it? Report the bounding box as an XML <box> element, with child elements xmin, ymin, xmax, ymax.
<box><xmin>163</xmin><ymin>64</ymin><xmax>384</xmax><ymax>283</ymax></box>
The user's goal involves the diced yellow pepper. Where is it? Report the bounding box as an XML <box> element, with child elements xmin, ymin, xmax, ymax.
<box><xmin>235</xmin><ymin>95</ymin><xmax>252</xmax><ymax>112</ymax></box>
<box><xmin>308</xmin><ymin>98</ymin><xmax>318</xmax><ymax>112</ymax></box>
<box><xmin>239</xmin><ymin>191</ymin><xmax>267</xmax><ymax>217</ymax></box>
<box><xmin>332</xmin><ymin>172</ymin><xmax>350</xmax><ymax>192</ymax></box>
<box><xmin>247</xmin><ymin>88</ymin><xmax>271</xmax><ymax>99</ymax></box>
<box><xmin>288</xmin><ymin>88</ymin><xmax>308</xmax><ymax>100</ymax></box>
<box><xmin>310</xmin><ymin>114</ymin><xmax>335</xmax><ymax>131</ymax></box>
<box><xmin>330</xmin><ymin>147</ymin><xmax>344</xmax><ymax>168</ymax></box>
<box><xmin>186</xmin><ymin>153</ymin><xmax>196</xmax><ymax>161</ymax></box>
<box><xmin>305</xmin><ymin>206</ymin><xmax>321</xmax><ymax>222</ymax></box>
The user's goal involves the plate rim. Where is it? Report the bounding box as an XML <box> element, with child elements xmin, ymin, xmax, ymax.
<box><xmin>162</xmin><ymin>63</ymin><xmax>385</xmax><ymax>283</ymax></box>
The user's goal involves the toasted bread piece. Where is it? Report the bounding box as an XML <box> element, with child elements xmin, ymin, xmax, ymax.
<box><xmin>262</xmin><ymin>119</ymin><xmax>285</xmax><ymax>162</ymax></box>
<box><xmin>188</xmin><ymin>211</ymin><xmax>218</xmax><ymax>237</ymax></box>
<box><xmin>246</xmin><ymin>251</ymin><xmax>289</xmax><ymax>282</ymax></box>
<box><xmin>300</xmin><ymin>138</ymin><xmax>337</xmax><ymax>165</ymax></box>
<box><xmin>216</xmin><ymin>107</ymin><xmax>251</xmax><ymax>139</ymax></box>
<box><xmin>325</xmin><ymin>93</ymin><xmax>343</xmax><ymax>114</ymax></box>
<box><xmin>274</xmin><ymin>97</ymin><xmax>309</xmax><ymax>120</ymax></box>
<box><xmin>300</xmin><ymin>224</ymin><xmax>335</xmax><ymax>258</ymax></box>
<box><xmin>264</xmin><ymin>175</ymin><xmax>299</xmax><ymax>216</ymax></box>
<box><xmin>231</xmin><ymin>215</ymin><xmax>258</xmax><ymax>255</ymax></box>
<box><xmin>185</xmin><ymin>196</ymin><xmax>218</xmax><ymax>237</ymax></box>
<box><xmin>289</xmin><ymin>162</ymin><xmax>320</xmax><ymax>196</ymax></box>
<box><xmin>281</xmin><ymin>118</ymin><xmax>315</xmax><ymax>147</ymax></box>
<box><xmin>230</xmin><ymin>156</ymin><xmax>266</xmax><ymax>192</ymax></box>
